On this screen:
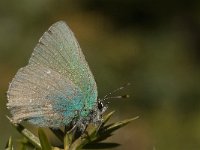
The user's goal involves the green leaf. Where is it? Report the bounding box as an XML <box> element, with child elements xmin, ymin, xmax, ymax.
<box><xmin>38</xmin><ymin>128</ymin><xmax>52</xmax><ymax>150</ymax></box>
<box><xmin>19</xmin><ymin>140</ymin><xmax>27</xmax><ymax>150</ymax></box>
<box><xmin>102</xmin><ymin>111</ymin><xmax>115</xmax><ymax>125</ymax></box>
<box><xmin>64</xmin><ymin>131</ymin><xmax>73</xmax><ymax>150</ymax></box>
<box><xmin>7</xmin><ymin>116</ymin><xmax>41</xmax><ymax>149</ymax></box>
<box><xmin>94</xmin><ymin>116</ymin><xmax>139</xmax><ymax>143</ymax></box>
<box><xmin>105</xmin><ymin>116</ymin><xmax>139</xmax><ymax>134</ymax></box>
<box><xmin>69</xmin><ymin>124</ymin><xmax>97</xmax><ymax>150</ymax></box>
<box><xmin>91</xmin><ymin>132</ymin><xmax>113</xmax><ymax>143</ymax></box>
<box><xmin>18</xmin><ymin>138</ymin><xmax>35</xmax><ymax>150</ymax></box>
<box><xmin>5</xmin><ymin>136</ymin><xmax>13</xmax><ymax>150</ymax></box>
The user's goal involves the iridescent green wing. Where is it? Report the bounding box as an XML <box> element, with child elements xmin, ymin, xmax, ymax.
<box><xmin>30</xmin><ymin>21</ymin><xmax>97</xmax><ymax>108</ymax></box>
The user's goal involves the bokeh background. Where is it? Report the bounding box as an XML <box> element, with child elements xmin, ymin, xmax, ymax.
<box><xmin>1</xmin><ymin>0</ymin><xmax>200</xmax><ymax>149</ymax></box>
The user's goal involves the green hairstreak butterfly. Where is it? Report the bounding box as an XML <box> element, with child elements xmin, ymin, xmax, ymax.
<box><xmin>7</xmin><ymin>21</ymin><xmax>107</xmax><ymax>131</ymax></box>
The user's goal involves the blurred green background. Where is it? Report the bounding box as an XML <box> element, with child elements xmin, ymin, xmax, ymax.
<box><xmin>1</xmin><ymin>0</ymin><xmax>200</xmax><ymax>149</ymax></box>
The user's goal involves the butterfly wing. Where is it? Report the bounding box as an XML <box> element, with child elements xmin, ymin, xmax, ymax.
<box><xmin>7</xmin><ymin>21</ymin><xmax>97</xmax><ymax>127</ymax></box>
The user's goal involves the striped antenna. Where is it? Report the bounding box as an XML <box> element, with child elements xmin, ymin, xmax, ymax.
<box><xmin>101</xmin><ymin>83</ymin><xmax>131</xmax><ymax>101</ymax></box>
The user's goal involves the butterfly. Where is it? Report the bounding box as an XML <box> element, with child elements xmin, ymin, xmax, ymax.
<box><xmin>7</xmin><ymin>21</ymin><xmax>107</xmax><ymax>131</ymax></box>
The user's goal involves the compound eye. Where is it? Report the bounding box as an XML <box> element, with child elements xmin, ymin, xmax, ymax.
<box><xmin>98</xmin><ymin>101</ymin><xmax>104</xmax><ymax>110</ymax></box>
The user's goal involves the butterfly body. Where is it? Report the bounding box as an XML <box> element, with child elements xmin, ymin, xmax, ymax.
<box><xmin>7</xmin><ymin>21</ymin><xmax>106</xmax><ymax>130</ymax></box>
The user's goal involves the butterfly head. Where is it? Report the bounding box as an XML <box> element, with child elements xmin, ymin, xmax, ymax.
<box><xmin>97</xmin><ymin>100</ymin><xmax>107</xmax><ymax>114</ymax></box>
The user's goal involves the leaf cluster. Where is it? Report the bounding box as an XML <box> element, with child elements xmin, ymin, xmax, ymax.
<box><xmin>5</xmin><ymin>112</ymin><xmax>138</xmax><ymax>150</ymax></box>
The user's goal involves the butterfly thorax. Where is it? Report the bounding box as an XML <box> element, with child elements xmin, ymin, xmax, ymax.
<box><xmin>71</xmin><ymin>100</ymin><xmax>107</xmax><ymax>132</ymax></box>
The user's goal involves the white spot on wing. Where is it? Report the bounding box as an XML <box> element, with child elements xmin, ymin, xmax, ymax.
<box><xmin>46</xmin><ymin>70</ymin><xmax>51</xmax><ymax>74</ymax></box>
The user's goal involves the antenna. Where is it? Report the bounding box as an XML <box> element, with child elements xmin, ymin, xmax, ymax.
<box><xmin>102</xmin><ymin>83</ymin><xmax>131</xmax><ymax>101</ymax></box>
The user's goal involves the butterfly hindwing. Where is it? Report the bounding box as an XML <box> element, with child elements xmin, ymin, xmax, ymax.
<box><xmin>7</xmin><ymin>64</ymin><xmax>84</xmax><ymax>127</ymax></box>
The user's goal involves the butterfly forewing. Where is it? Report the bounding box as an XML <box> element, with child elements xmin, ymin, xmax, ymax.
<box><xmin>30</xmin><ymin>21</ymin><xmax>97</xmax><ymax>101</ymax></box>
